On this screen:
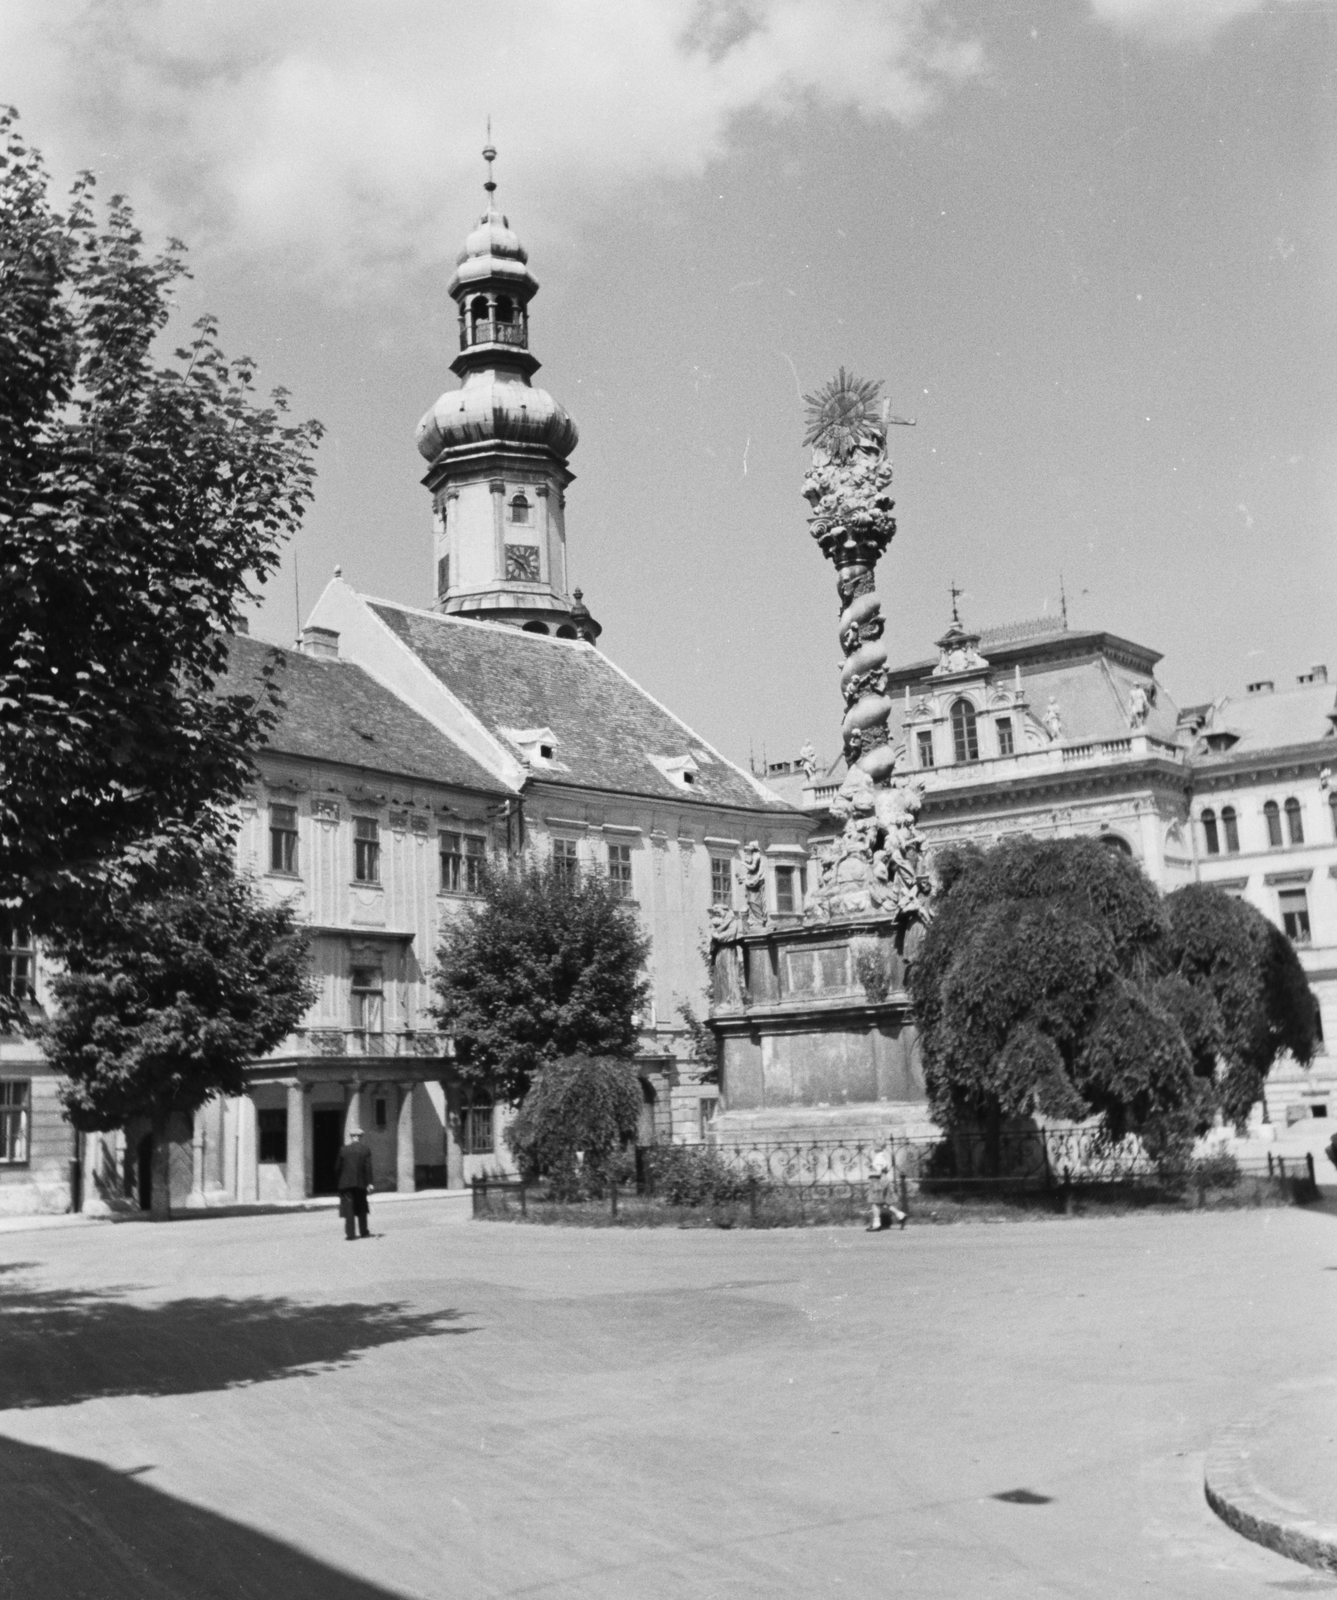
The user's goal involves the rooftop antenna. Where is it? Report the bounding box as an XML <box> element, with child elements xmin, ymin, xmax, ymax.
<box><xmin>949</xmin><ymin>580</ymin><xmax>964</xmax><ymax>625</ymax></box>
<box><xmin>1059</xmin><ymin>572</ymin><xmax>1069</xmax><ymax>629</ymax></box>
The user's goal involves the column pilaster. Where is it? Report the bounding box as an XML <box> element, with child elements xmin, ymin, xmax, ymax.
<box><xmin>286</xmin><ymin>1080</ymin><xmax>310</xmax><ymax>1202</ymax></box>
<box><xmin>490</xmin><ymin>479</ymin><xmax>506</xmax><ymax>580</ymax></box>
<box><xmin>396</xmin><ymin>1082</ymin><xmax>417</xmax><ymax>1194</ymax></box>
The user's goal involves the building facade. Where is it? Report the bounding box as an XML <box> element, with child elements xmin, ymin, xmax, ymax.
<box><xmin>766</xmin><ymin>613</ymin><xmax>1336</xmax><ymax>1126</ymax></box>
<box><xmin>0</xmin><ymin>155</ymin><xmax>806</xmax><ymax>1216</ymax></box>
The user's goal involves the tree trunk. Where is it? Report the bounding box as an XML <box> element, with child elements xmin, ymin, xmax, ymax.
<box><xmin>151</xmin><ymin>1114</ymin><xmax>173</xmax><ymax>1220</ymax></box>
<box><xmin>984</xmin><ymin>1099</ymin><xmax>1002</xmax><ymax>1180</ymax></box>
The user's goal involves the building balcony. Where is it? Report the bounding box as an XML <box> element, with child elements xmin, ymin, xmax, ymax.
<box><xmin>265</xmin><ymin>1028</ymin><xmax>454</xmax><ymax>1062</ymax></box>
<box><xmin>460</xmin><ymin>320</ymin><xmax>528</xmax><ymax>350</ymax></box>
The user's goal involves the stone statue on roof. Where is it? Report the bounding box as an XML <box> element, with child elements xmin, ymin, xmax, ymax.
<box><xmin>1043</xmin><ymin>697</ymin><xmax>1063</xmax><ymax>742</ymax></box>
<box><xmin>1127</xmin><ymin>684</ymin><xmax>1150</xmax><ymax>730</ymax></box>
<box><xmin>797</xmin><ymin>741</ymin><xmax>818</xmax><ymax>781</ymax></box>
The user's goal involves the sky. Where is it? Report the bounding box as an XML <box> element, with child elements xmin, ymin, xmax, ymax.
<box><xmin>3</xmin><ymin>0</ymin><xmax>1334</xmax><ymax>770</ymax></box>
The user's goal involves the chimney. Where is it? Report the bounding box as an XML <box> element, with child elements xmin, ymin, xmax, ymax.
<box><xmin>1246</xmin><ymin>679</ymin><xmax>1274</xmax><ymax>695</ymax></box>
<box><xmin>1298</xmin><ymin>664</ymin><xmax>1328</xmax><ymax>685</ymax></box>
<box><xmin>299</xmin><ymin>626</ymin><xmax>339</xmax><ymax>660</ymax></box>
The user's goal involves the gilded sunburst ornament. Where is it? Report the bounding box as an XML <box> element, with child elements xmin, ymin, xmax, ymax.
<box><xmin>801</xmin><ymin>368</ymin><xmax>884</xmax><ymax>462</ymax></box>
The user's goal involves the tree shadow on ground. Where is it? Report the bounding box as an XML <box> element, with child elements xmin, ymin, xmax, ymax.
<box><xmin>0</xmin><ymin>1431</ymin><xmax>412</xmax><ymax>1600</ymax></box>
<box><xmin>0</xmin><ymin>1276</ymin><xmax>473</xmax><ymax>1409</ymax></box>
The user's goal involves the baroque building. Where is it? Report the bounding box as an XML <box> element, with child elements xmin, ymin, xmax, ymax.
<box><xmin>765</xmin><ymin>610</ymin><xmax>1336</xmax><ymax>1130</ymax></box>
<box><xmin>0</xmin><ymin>152</ymin><xmax>806</xmax><ymax>1216</ymax></box>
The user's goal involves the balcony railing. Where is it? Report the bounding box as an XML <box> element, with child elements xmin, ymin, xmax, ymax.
<box><xmin>460</xmin><ymin>320</ymin><xmax>527</xmax><ymax>349</ymax></box>
<box><xmin>276</xmin><ymin>1028</ymin><xmax>452</xmax><ymax>1060</ymax></box>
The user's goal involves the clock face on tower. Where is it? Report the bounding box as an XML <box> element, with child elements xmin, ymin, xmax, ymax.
<box><xmin>505</xmin><ymin>544</ymin><xmax>541</xmax><ymax>583</ymax></box>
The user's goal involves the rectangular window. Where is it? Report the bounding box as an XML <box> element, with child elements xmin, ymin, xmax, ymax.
<box><xmin>710</xmin><ymin>856</ymin><xmax>733</xmax><ymax>906</ymax></box>
<box><xmin>351</xmin><ymin>966</ymin><xmax>384</xmax><ymax>1032</ymax></box>
<box><xmin>1</xmin><ymin>922</ymin><xmax>33</xmax><ymax>1002</ymax></box>
<box><xmin>553</xmin><ymin>837</ymin><xmax>579</xmax><ymax>886</ymax></box>
<box><xmin>440</xmin><ymin>832</ymin><xmax>487</xmax><ymax>894</ymax></box>
<box><xmin>996</xmin><ymin>718</ymin><xmax>1014</xmax><ymax>758</ymax></box>
<box><xmin>257</xmin><ymin>1108</ymin><xmax>288</xmax><ymax>1164</ymax></box>
<box><xmin>917</xmin><ymin>729</ymin><xmax>934</xmax><ymax>769</ymax></box>
<box><xmin>1222</xmin><ymin>808</ymin><xmax>1240</xmax><ymax>854</ymax></box>
<box><xmin>0</xmin><ymin>1081</ymin><xmax>30</xmax><ymax>1164</ymax></box>
<box><xmin>608</xmin><ymin>843</ymin><xmax>633</xmax><ymax>900</ymax></box>
<box><xmin>354</xmin><ymin>817</ymin><xmax>381</xmax><ymax>883</ymax></box>
<box><xmin>1279</xmin><ymin>889</ymin><xmax>1311</xmax><ymax>946</ymax></box>
<box><xmin>774</xmin><ymin>864</ymin><xmax>797</xmax><ymax>915</ymax></box>
<box><xmin>462</xmin><ymin>1103</ymin><xmax>495</xmax><ymax>1155</ymax></box>
<box><xmin>699</xmin><ymin>1097</ymin><xmax>719</xmax><ymax>1139</ymax></box>
<box><xmin>269</xmin><ymin>803</ymin><xmax>299</xmax><ymax>875</ymax></box>
<box><xmin>437</xmin><ymin>554</ymin><xmax>449</xmax><ymax>597</ymax></box>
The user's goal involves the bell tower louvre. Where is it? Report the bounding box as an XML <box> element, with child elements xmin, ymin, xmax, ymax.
<box><xmin>415</xmin><ymin>144</ymin><xmax>601</xmax><ymax>642</ymax></box>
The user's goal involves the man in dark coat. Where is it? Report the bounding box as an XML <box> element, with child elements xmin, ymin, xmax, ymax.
<box><xmin>335</xmin><ymin>1129</ymin><xmax>374</xmax><ymax>1240</ymax></box>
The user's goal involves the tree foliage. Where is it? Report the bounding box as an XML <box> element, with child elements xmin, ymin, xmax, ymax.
<box><xmin>0</xmin><ymin>110</ymin><xmax>321</xmax><ymax>942</ymax></box>
<box><xmin>504</xmin><ymin>1054</ymin><xmax>644</xmax><ymax>1196</ymax></box>
<box><xmin>40</xmin><ymin>846</ymin><xmax>316</xmax><ymax>1193</ymax></box>
<box><xmin>431</xmin><ymin>856</ymin><xmax>651</xmax><ymax>1105</ymax></box>
<box><xmin>910</xmin><ymin>837</ymin><xmax>1317</xmax><ymax>1157</ymax></box>
<box><xmin>1164</xmin><ymin>882</ymin><xmax>1317</xmax><ymax>1125</ymax></box>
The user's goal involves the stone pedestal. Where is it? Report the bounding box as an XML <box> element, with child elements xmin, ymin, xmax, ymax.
<box><xmin>708</xmin><ymin>915</ymin><xmax>931</xmax><ymax>1144</ymax></box>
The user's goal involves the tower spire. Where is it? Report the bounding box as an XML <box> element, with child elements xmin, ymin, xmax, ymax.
<box><xmin>412</xmin><ymin>149</ymin><xmax>600</xmax><ymax>643</ymax></box>
<box><xmin>483</xmin><ymin>122</ymin><xmax>497</xmax><ymax>198</ymax></box>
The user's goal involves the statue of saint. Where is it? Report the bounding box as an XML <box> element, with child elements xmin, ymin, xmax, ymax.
<box><xmin>798</xmin><ymin>742</ymin><xmax>818</xmax><ymax>781</ymax></box>
<box><xmin>1043</xmin><ymin>697</ymin><xmax>1063</xmax><ymax>742</ymax></box>
<box><xmin>737</xmin><ymin>841</ymin><xmax>770</xmax><ymax>930</ymax></box>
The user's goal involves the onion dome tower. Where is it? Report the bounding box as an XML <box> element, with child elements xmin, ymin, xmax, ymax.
<box><xmin>415</xmin><ymin>144</ymin><xmax>600</xmax><ymax>640</ymax></box>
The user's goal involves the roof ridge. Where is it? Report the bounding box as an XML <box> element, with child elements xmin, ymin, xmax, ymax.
<box><xmin>366</xmin><ymin>594</ymin><xmax>594</xmax><ymax>651</ymax></box>
<box><xmin>592</xmin><ymin>650</ymin><xmax>796</xmax><ymax>812</ymax></box>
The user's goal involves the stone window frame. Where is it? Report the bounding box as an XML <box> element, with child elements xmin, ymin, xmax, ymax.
<box><xmin>0</xmin><ymin>1080</ymin><xmax>30</xmax><ymax>1165</ymax></box>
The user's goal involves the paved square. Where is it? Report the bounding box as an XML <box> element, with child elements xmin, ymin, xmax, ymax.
<box><xmin>2</xmin><ymin>1198</ymin><xmax>1336</xmax><ymax>1598</ymax></box>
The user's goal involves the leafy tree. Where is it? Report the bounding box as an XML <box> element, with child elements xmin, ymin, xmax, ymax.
<box><xmin>504</xmin><ymin>1054</ymin><xmax>643</xmax><ymax>1197</ymax></box>
<box><xmin>910</xmin><ymin>837</ymin><xmax>1203</xmax><ymax>1162</ymax></box>
<box><xmin>911</xmin><ymin>839</ymin><xmax>1319</xmax><ymax>1164</ymax></box>
<box><xmin>40</xmin><ymin>846</ymin><xmax>317</xmax><ymax>1216</ymax></box>
<box><xmin>432</xmin><ymin>856</ymin><xmax>651</xmax><ymax>1105</ymax></box>
<box><xmin>0</xmin><ymin>110</ymin><xmax>321</xmax><ymax>954</ymax></box>
<box><xmin>1164</xmin><ymin>883</ymin><xmax>1318</xmax><ymax>1126</ymax></box>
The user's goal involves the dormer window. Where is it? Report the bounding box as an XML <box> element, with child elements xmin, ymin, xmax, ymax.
<box><xmin>539</xmin><ymin>744</ymin><xmax>554</xmax><ymax>760</ymax></box>
<box><xmin>509</xmin><ymin>495</ymin><xmax>531</xmax><ymax>525</ymax></box>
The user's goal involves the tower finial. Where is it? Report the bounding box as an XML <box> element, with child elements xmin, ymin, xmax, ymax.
<box><xmin>950</xmin><ymin>580</ymin><xmax>963</xmax><ymax>624</ymax></box>
<box><xmin>482</xmin><ymin>121</ymin><xmax>497</xmax><ymax>198</ymax></box>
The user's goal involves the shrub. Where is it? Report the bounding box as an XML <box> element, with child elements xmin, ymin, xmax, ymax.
<box><xmin>504</xmin><ymin>1054</ymin><xmax>643</xmax><ymax>1199</ymax></box>
<box><xmin>647</xmin><ymin>1144</ymin><xmax>754</xmax><ymax>1206</ymax></box>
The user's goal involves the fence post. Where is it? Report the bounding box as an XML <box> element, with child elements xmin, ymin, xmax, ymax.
<box><xmin>1268</xmin><ymin>1151</ymin><xmax>1274</xmax><ymax>1179</ymax></box>
<box><xmin>749</xmin><ymin>1174</ymin><xmax>759</xmax><ymax>1226</ymax></box>
<box><xmin>1040</xmin><ymin>1128</ymin><xmax>1053</xmax><ymax>1193</ymax></box>
<box><xmin>520</xmin><ymin>1181</ymin><xmax>528</xmax><ymax>1218</ymax></box>
<box><xmin>610</xmin><ymin>1176</ymin><xmax>618</xmax><ymax>1220</ymax></box>
<box><xmin>1308</xmin><ymin>1151</ymin><xmax>1316</xmax><ymax>1186</ymax></box>
<box><xmin>471</xmin><ymin>1175</ymin><xmax>481</xmax><ymax>1218</ymax></box>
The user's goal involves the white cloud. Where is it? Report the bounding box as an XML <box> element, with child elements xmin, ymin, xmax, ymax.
<box><xmin>1086</xmin><ymin>0</ymin><xmax>1304</xmax><ymax>45</ymax></box>
<box><xmin>0</xmin><ymin>0</ymin><xmax>982</xmax><ymax>291</ymax></box>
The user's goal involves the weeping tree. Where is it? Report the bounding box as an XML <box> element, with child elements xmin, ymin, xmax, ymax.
<box><xmin>40</xmin><ymin>846</ymin><xmax>317</xmax><ymax>1216</ymax></box>
<box><xmin>504</xmin><ymin>1054</ymin><xmax>644</xmax><ymax>1198</ymax></box>
<box><xmin>0</xmin><ymin>109</ymin><xmax>321</xmax><ymax>992</ymax></box>
<box><xmin>909</xmin><ymin>837</ymin><xmax>1317</xmax><ymax>1169</ymax></box>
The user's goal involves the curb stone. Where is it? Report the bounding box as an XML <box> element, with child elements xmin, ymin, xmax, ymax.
<box><xmin>1205</xmin><ymin>1412</ymin><xmax>1337</xmax><ymax>1575</ymax></box>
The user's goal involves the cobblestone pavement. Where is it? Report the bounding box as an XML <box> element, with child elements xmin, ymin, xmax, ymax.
<box><xmin>2</xmin><ymin>1199</ymin><xmax>1336</xmax><ymax>1599</ymax></box>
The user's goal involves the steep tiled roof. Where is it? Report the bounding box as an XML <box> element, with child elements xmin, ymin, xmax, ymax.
<box><xmin>368</xmin><ymin>601</ymin><xmax>791</xmax><ymax>811</ymax></box>
<box><xmin>1194</xmin><ymin>680</ymin><xmax>1337</xmax><ymax>762</ymax></box>
<box><xmin>221</xmin><ymin>635</ymin><xmax>510</xmax><ymax>794</ymax></box>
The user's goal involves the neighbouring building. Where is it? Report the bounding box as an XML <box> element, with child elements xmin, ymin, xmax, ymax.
<box><xmin>765</xmin><ymin>609</ymin><xmax>1336</xmax><ymax>1127</ymax></box>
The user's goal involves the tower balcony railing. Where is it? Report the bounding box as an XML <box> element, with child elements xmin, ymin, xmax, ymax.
<box><xmin>460</xmin><ymin>320</ymin><xmax>528</xmax><ymax>350</ymax></box>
